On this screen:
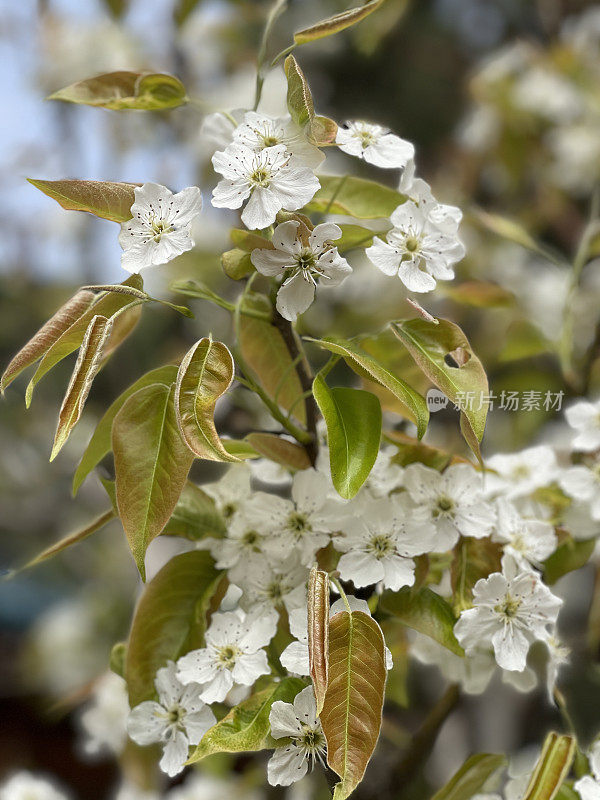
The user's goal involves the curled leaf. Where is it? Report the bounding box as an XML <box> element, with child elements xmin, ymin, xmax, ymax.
<box><xmin>28</xmin><ymin>178</ymin><xmax>138</xmax><ymax>222</ymax></box>
<box><xmin>50</xmin><ymin>314</ymin><xmax>114</xmax><ymax>461</ymax></box>
<box><xmin>308</xmin><ymin>567</ymin><xmax>330</xmax><ymax>715</ymax></box>
<box><xmin>48</xmin><ymin>71</ymin><xmax>188</xmax><ymax>110</ymax></box>
<box><xmin>174</xmin><ymin>337</ymin><xmax>239</xmax><ymax>462</ymax></box>
<box><xmin>294</xmin><ymin>0</ymin><xmax>388</xmax><ymax>44</ymax></box>
<box><xmin>522</xmin><ymin>733</ymin><xmax>576</xmax><ymax>800</ymax></box>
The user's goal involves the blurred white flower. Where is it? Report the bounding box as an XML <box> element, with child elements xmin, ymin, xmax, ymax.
<box><xmin>268</xmin><ymin>686</ymin><xmax>326</xmax><ymax>786</ymax></box>
<box><xmin>485</xmin><ymin>446</ymin><xmax>559</xmax><ymax>499</ymax></box>
<box><xmin>211</xmin><ymin>144</ymin><xmax>320</xmax><ymax>230</ymax></box>
<box><xmin>251</xmin><ymin>220</ymin><xmax>351</xmax><ymax>322</ymax></box>
<box><xmin>565</xmin><ymin>399</ymin><xmax>600</xmax><ymax>452</ymax></box>
<box><xmin>167</xmin><ymin>772</ymin><xmax>264</xmax><ymax>800</ymax></box>
<box><xmin>560</xmin><ymin>463</ymin><xmax>600</xmax><ymax>520</ymax></box>
<box><xmin>119</xmin><ymin>183</ymin><xmax>202</xmax><ymax>273</ymax></box>
<box><xmin>454</xmin><ymin>556</ymin><xmax>562</xmax><ymax>672</ymax></box>
<box><xmin>574</xmin><ymin>738</ymin><xmax>600</xmax><ymax>800</ymax></box>
<box><xmin>336</xmin><ymin>121</ymin><xmax>414</xmax><ymax>169</ymax></box>
<box><xmin>176</xmin><ymin>609</ymin><xmax>276</xmax><ymax>703</ymax></box>
<box><xmin>202</xmin><ymin>464</ymin><xmax>252</xmax><ymax>522</ymax></box>
<box><xmin>79</xmin><ymin>671</ymin><xmax>129</xmax><ymax>757</ymax></box>
<box><xmin>230</xmin><ymin>553</ymin><xmax>308</xmax><ymax>618</ymax></box>
<box><xmin>127</xmin><ymin>661</ymin><xmax>215</xmax><ymax>777</ymax></box>
<box><xmin>0</xmin><ymin>772</ymin><xmax>69</xmax><ymax>800</ymax></box>
<box><xmin>366</xmin><ymin>200</ymin><xmax>464</xmax><ymax>292</ymax></box>
<box><xmin>513</xmin><ymin>67</ymin><xmax>583</xmax><ymax>123</ymax></box>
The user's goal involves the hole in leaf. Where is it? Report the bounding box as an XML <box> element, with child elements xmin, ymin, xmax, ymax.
<box><xmin>444</xmin><ymin>347</ymin><xmax>471</xmax><ymax>368</ymax></box>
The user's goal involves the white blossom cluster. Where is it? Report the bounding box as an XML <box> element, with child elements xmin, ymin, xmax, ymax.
<box><xmin>116</xmin><ymin>107</ymin><xmax>466</xmax><ymax>317</ymax></box>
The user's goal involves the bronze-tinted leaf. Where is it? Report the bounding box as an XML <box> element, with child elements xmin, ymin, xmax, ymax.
<box><xmin>321</xmin><ymin>609</ymin><xmax>387</xmax><ymax>800</ymax></box>
<box><xmin>22</xmin><ymin>508</ymin><xmax>115</xmax><ymax>570</ymax></box>
<box><xmin>1</xmin><ymin>288</ymin><xmax>95</xmax><ymax>394</ymax></box>
<box><xmin>245</xmin><ymin>432</ymin><xmax>311</xmax><ymax>470</ymax></box>
<box><xmin>308</xmin><ymin>567</ymin><xmax>329</xmax><ymax>715</ymax></box>
<box><xmin>126</xmin><ymin>550</ymin><xmax>222</xmax><ymax>705</ymax></box>
<box><xmin>50</xmin><ymin>314</ymin><xmax>113</xmax><ymax>461</ymax></box>
<box><xmin>113</xmin><ymin>382</ymin><xmax>194</xmax><ymax>579</ymax></box>
<box><xmin>28</xmin><ymin>178</ymin><xmax>138</xmax><ymax>222</ymax></box>
<box><xmin>294</xmin><ymin>0</ymin><xmax>387</xmax><ymax>44</ymax></box>
<box><xmin>174</xmin><ymin>337</ymin><xmax>239</xmax><ymax>462</ymax></box>
<box><xmin>451</xmin><ymin>537</ymin><xmax>502</xmax><ymax>614</ymax></box>
<box><xmin>48</xmin><ymin>71</ymin><xmax>187</xmax><ymax>110</ymax></box>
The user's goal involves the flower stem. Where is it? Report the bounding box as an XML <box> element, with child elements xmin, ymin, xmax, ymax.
<box><xmin>254</xmin><ymin>0</ymin><xmax>288</xmax><ymax>111</ymax></box>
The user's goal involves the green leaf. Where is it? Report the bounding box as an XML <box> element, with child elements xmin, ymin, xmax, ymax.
<box><xmin>239</xmin><ymin>294</ymin><xmax>306</xmax><ymax>424</ymax></box>
<box><xmin>24</xmin><ymin>275</ymin><xmax>144</xmax><ymax>407</ymax></box>
<box><xmin>313</xmin><ymin>374</ymin><xmax>382</xmax><ymax>499</ymax></box>
<box><xmin>113</xmin><ymin>383</ymin><xmax>194</xmax><ymax>579</ymax></box>
<box><xmin>162</xmin><ymin>481</ymin><xmax>226</xmax><ymax>541</ymax></box>
<box><xmin>522</xmin><ymin>733</ymin><xmax>576</xmax><ymax>800</ymax></box>
<box><xmin>50</xmin><ymin>315</ymin><xmax>113</xmax><ymax>461</ymax></box>
<box><xmin>308</xmin><ymin>336</ymin><xmax>428</xmax><ymax>438</ymax></box>
<box><xmin>73</xmin><ymin>364</ymin><xmax>178</xmax><ymax>495</ymax></box>
<box><xmin>431</xmin><ymin>753</ymin><xmax>507</xmax><ymax>800</ymax></box>
<box><xmin>336</xmin><ymin>223</ymin><xmax>377</xmax><ymax>253</ymax></box>
<box><xmin>440</xmin><ymin>281</ymin><xmax>515</xmax><ymax>308</ymax></box>
<box><xmin>284</xmin><ymin>56</ymin><xmax>338</xmax><ymax>145</ymax></box>
<box><xmin>308</xmin><ymin>567</ymin><xmax>330</xmax><ymax>715</ymax></box>
<box><xmin>294</xmin><ymin>0</ymin><xmax>388</xmax><ymax>44</ymax></box>
<box><xmin>544</xmin><ymin>537</ymin><xmax>595</xmax><ymax>584</ymax></box>
<box><xmin>188</xmin><ymin>677</ymin><xmax>306</xmax><ymax>762</ymax></box>
<box><xmin>126</xmin><ymin>550</ymin><xmax>222</xmax><ymax>706</ymax></box>
<box><xmin>229</xmin><ymin>228</ymin><xmax>273</xmax><ymax>253</ymax></box>
<box><xmin>1</xmin><ymin>288</ymin><xmax>95</xmax><ymax>395</ymax></box>
<box><xmin>321</xmin><ymin>610</ymin><xmax>387</xmax><ymax>800</ymax></box>
<box><xmin>174</xmin><ymin>337</ymin><xmax>239</xmax><ymax>462</ymax></box>
<box><xmin>451</xmin><ymin>538</ymin><xmax>502</xmax><ymax>614</ymax></box>
<box><xmin>21</xmin><ymin>508</ymin><xmax>115</xmax><ymax>570</ymax></box>
<box><xmin>472</xmin><ymin>209</ymin><xmax>557</xmax><ymax>262</ymax></box>
<box><xmin>48</xmin><ymin>71</ymin><xmax>188</xmax><ymax>110</ymax></box>
<box><xmin>28</xmin><ymin>179</ymin><xmax>138</xmax><ymax>222</ymax></box>
<box><xmin>110</xmin><ymin>642</ymin><xmax>127</xmax><ymax>678</ymax></box>
<box><xmin>305</xmin><ymin>175</ymin><xmax>404</xmax><ymax>218</ymax></box>
<box><xmin>244</xmin><ymin>432</ymin><xmax>311</xmax><ymax>470</ymax></box>
<box><xmin>380</xmin><ymin>587</ymin><xmax>464</xmax><ymax>656</ymax></box>
<box><xmin>393</xmin><ymin>317</ymin><xmax>489</xmax><ymax>447</ymax></box>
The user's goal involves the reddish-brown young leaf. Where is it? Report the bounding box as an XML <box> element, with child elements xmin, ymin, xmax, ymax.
<box><xmin>308</xmin><ymin>567</ymin><xmax>330</xmax><ymax>715</ymax></box>
<box><xmin>245</xmin><ymin>432</ymin><xmax>311</xmax><ymax>470</ymax></box>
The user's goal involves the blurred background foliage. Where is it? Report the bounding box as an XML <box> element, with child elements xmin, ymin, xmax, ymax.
<box><xmin>3</xmin><ymin>0</ymin><xmax>600</xmax><ymax>798</ymax></box>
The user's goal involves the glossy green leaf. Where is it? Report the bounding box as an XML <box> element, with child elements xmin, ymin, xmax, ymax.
<box><xmin>25</xmin><ymin>274</ymin><xmax>144</xmax><ymax>406</ymax></box>
<box><xmin>305</xmin><ymin>175</ymin><xmax>405</xmax><ymax>218</ymax></box>
<box><xmin>113</xmin><ymin>383</ymin><xmax>194</xmax><ymax>579</ymax></box>
<box><xmin>308</xmin><ymin>567</ymin><xmax>330</xmax><ymax>715</ymax></box>
<box><xmin>321</xmin><ymin>610</ymin><xmax>387</xmax><ymax>800</ymax></box>
<box><xmin>174</xmin><ymin>337</ymin><xmax>239</xmax><ymax>462</ymax></box>
<box><xmin>188</xmin><ymin>677</ymin><xmax>306</xmax><ymax>762</ymax></box>
<box><xmin>126</xmin><ymin>550</ymin><xmax>222</xmax><ymax>705</ymax></box>
<box><xmin>393</xmin><ymin>318</ymin><xmax>489</xmax><ymax>445</ymax></box>
<box><xmin>28</xmin><ymin>179</ymin><xmax>138</xmax><ymax>222</ymax></box>
<box><xmin>309</xmin><ymin>336</ymin><xmax>428</xmax><ymax>438</ymax></box>
<box><xmin>48</xmin><ymin>71</ymin><xmax>187</xmax><ymax>110</ymax></box>
<box><xmin>313</xmin><ymin>374</ymin><xmax>381</xmax><ymax>499</ymax></box>
<box><xmin>162</xmin><ymin>481</ymin><xmax>227</xmax><ymax>541</ymax></box>
<box><xmin>73</xmin><ymin>364</ymin><xmax>178</xmax><ymax>495</ymax></box>
<box><xmin>50</xmin><ymin>315</ymin><xmax>113</xmax><ymax>461</ymax></box>
<box><xmin>522</xmin><ymin>733</ymin><xmax>576</xmax><ymax>800</ymax></box>
<box><xmin>239</xmin><ymin>294</ymin><xmax>306</xmax><ymax>424</ymax></box>
<box><xmin>544</xmin><ymin>537</ymin><xmax>596</xmax><ymax>585</ymax></box>
<box><xmin>245</xmin><ymin>432</ymin><xmax>311</xmax><ymax>470</ymax></box>
<box><xmin>22</xmin><ymin>508</ymin><xmax>115</xmax><ymax>570</ymax></box>
<box><xmin>1</xmin><ymin>288</ymin><xmax>95</xmax><ymax>395</ymax></box>
<box><xmin>431</xmin><ymin>753</ymin><xmax>507</xmax><ymax>800</ymax></box>
<box><xmin>294</xmin><ymin>0</ymin><xmax>388</xmax><ymax>44</ymax></box>
<box><xmin>380</xmin><ymin>587</ymin><xmax>464</xmax><ymax>656</ymax></box>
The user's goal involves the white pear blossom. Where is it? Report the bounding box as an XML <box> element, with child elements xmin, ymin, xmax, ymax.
<box><xmin>403</xmin><ymin>463</ymin><xmax>496</xmax><ymax>550</ymax></box>
<box><xmin>334</xmin><ymin>494</ymin><xmax>437</xmax><ymax>591</ymax></box>
<box><xmin>237</xmin><ymin>469</ymin><xmax>344</xmax><ymax>565</ymax></box>
<box><xmin>492</xmin><ymin>499</ymin><xmax>557</xmax><ymax>570</ymax></box>
<box><xmin>251</xmin><ymin>220</ymin><xmax>352</xmax><ymax>322</ymax></box>
<box><xmin>565</xmin><ymin>399</ymin><xmax>600</xmax><ymax>452</ymax></box>
<box><xmin>366</xmin><ymin>200</ymin><xmax>465</xmax><ymax>292</ymax></box>
<box><xmin>563</xmin><ymin>501</ymin><xmax>600</xmax><ymax>540</ymax></box>
<box><xmin>575</xmin><ymin>740</ymin><xmax>600</xmax><ymax>800</ymax></box>
<box><xmin>484</xmin><ymin>446</ymin><xmax>559</xmax><ymax>499</ymax></box>
<box><xmin>268</xmin><ymin>686</ymin><xmax>327</xmax><ymax>786</ymax></box>
<box><xmin>119</xmin><ymin>183</ymin><xmax>202</xmax><ymax>273</ymax></box>
<box><xmin>176</xmin><ymin>609</ymin><xmax>276</xmax><ymax>703</ymax></box>
<box><xmin>127</xmin><ymin>661</ymin><xmax>216</xmax><ymax>777</ymax></box>
<box><xmin>281</xmin><ymin>597</ymin><xmax>392</xmax><ymax>675</ymax></box>
<box><xmin>202</xmin><ymin>464</ymin><xmax>252</xmax><ymax>523</ymax></box>
<box><xmin>543</xmin><ymin>632</ymin><xmax>570</xmax><ymax>701</ymax></box>
<box><xmin>560</xmin><ymin>463</ymin><xmax>600</xmax><ymax>520</ymax></box>
<box><xmin>399</xmin><ymin>159</ymin><xmax>463</xmax><ymax>235</ymax></box>
<box><xmin>211</xmin><ymin>144</ymin><xmax>320</xmax><ymax>230</ymax></box>
<box><xmin>0</xmin><ymin>773</ymin><xmax>69</xmax><ymax>800</ymax></box>
<box><xmin>336</xmin><ymin>121</ymin><xmax>414</xmax><ymax>169</ymax></box>
<box><xmin>230</xmin><ymin>553</ymin><xmax>309</xmax><ymax>617</ymax></box>
<box><xmin>454</xmin><ymin>556</ymin><xmax>562</xmax><ymax>672</ymax></box>
<box><xmin>78</xmin><ymin>671</ymin><xmax>129</xmax><ymax>757</ymax></box>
